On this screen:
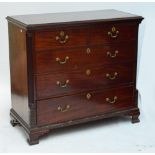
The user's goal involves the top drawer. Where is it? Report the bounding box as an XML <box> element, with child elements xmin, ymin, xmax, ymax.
<box><xmin>34</xmin><ymin>27</ymin><xmax>88</xmax><ymax>51</ymax></box>
<box><xmin>34</xmin><ymin>22</ymin><xmax>138</xmax><ymax>51</ymax></box>
<box><xmin>90</xmin><ymin>23</ymin><xmax>138</xmax><ymax>45</ymax></box>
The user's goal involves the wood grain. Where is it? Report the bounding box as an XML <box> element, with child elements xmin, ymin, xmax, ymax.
<box><xmin>34</xmin><ymin>42</ymin><xmax>136</xmax><ymax>74</ymax></box>
<box><xmin>37</xmin><ymin>86</ymin><xmax>135</xmax><ymax>126</ymax></box>
<box><xmin>90</xmin><ymin>22</ymin><xmax>138</xmax><ymax>45</ymax></box>
<box><xmin>7</xmin><ymin>10</ymin><xmax>143</xmax><ymax>145</ymax></box>
<box><xmin>36</xmin><ymin>63</ymin><xmax>135</xmax><ymax>100</ymax></box>
<box><xmin>6</xmin><ymin>10</ymin><xmax>143</xmax><ymax>30</ymax></box>
<box><xmin>34</xmin><ymin>27</ymin><xmax>89</xmax><ymax>51</ymax></box>
<box><xmin>8</xmin><ymin>22</ymin><xmax>30</xmax><ymax>124</ymax></box>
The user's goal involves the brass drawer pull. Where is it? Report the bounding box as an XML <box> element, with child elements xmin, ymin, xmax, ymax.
<box><xmin>86</xmin><ymin>93</ymin><xmax>92</xmax><ymax>100</ymax></box>
<box><xmin>56</xmin><ymin>80</ymin><xmax>69</xmax><ymax>88</ymax></box>
<box><xmin>57</xmin><ymin>105</ymin><xmax>70</xmax><ymax>112</ymax></box>
<box><xmin>56</xmin><ymin>56</ymin><xmax>69</xmax><ymax>64</ymax></box>
<box><xmin>106</xmin><ymin>72</ymin><xmax>118</xmax><ymax>80</ymax></box>
<box><xmin>108</xmin><ymin>27</ymin><xmax>119</xmax><ymax>38</ymax></box>
<box><xmin>56</xmin><ymin>31</ymin><xmax>69</xmax><ymax>44</ymax></box>
<box><xmin>86</xmin><ymin>48</ymin><xmax>91</xmax><ymax>54</ymax></box>
<box><xmin>86</xmin><ymin>69</ymin><xmax>91</xmax><ymax>76</ymax></box>
<box><xmin>107</xmin><ymin>50</ymin><xmax>119</xmax><ymax>58</ymax></box>
<box><xmin>106</xmin><ymin>96</ymin><xmax>117</xmax><ymax>104</ymax></box>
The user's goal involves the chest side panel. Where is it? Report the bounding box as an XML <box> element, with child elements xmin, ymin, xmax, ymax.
<box><xmin>8</xmin><ymin>22</ymin><xmax>30</xmax><ymax>125</ymax></box>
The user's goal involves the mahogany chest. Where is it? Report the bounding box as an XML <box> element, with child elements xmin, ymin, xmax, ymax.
<box><xmin>7</xmin><ymin>10</ymin><xmax>143</xmax><ymax>145</ymax></box>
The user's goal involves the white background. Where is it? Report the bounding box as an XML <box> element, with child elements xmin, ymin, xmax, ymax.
<box><xmin>0</xmin><ymin>2</ymin><xmax>155</xmax><ymax>152</ymax></box>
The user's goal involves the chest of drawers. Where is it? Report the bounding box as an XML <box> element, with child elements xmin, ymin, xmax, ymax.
<box><xmin>7</xmin><ymin>9</ymin><xmax>143</xmax><ymax>145</ymax></box>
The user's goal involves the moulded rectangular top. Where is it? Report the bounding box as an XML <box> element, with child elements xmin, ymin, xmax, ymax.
<box><xmin>6</xmin><ymin>9</ymin><xmax>143</xmax><ymax>30</ymax></box>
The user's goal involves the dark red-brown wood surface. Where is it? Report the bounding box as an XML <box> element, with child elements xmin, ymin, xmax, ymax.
<box><xmin>90</xmin><ymin>23</ymin><xmax>138</xmax><ymax>45</ymax></box>
<box><xmin>37</xmin><ymin>86</ymin><xmax>135</xmax><ymax>126</ymax></box>
<box><xmin>36</xmin><ymin>63</ymin><xmax>135</xmax><ymax>100</ymax></box>
<box><xmin>8</xmin><ymin>22</ymin><xmax>30</xmax><ymax>124</ymax></box>
<box><xmin>34</xmin><ymin>42</ymin><xmax>136</xmax><ymax>74</ymax></box>
<box><xmin>34</xmin><ymin>27</ymin><xmax>88</xmax><ymax>51</ymax></box>
<box><xmin>7</xmin><ymin>9</ymin><xmax>143</xmax><ymax>144</ymax></box>
<box><xmin>34</xmin><ymin>23</ymin><xmax>137</xmax><ymax>51</ymax></box>
<box><xmin>6</xmin><ymin>10</ymin><xmax>143</xmax><ymax>30</ymax></box>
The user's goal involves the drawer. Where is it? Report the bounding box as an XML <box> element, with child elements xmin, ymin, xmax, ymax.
<box><xmin>37</xmin><ymin>86</ymin><xmax>135</xmax><ymax>126</ymax></box>
<box><xmin>90</xmin><ymin>23</ymin><xmax>138</xmax><ymax>45</ymax></box>
<box><xmin>34</xmin><ymin>27</ymin><xmax>88</xmax><ymax>51</ymax></box>
<box><xmin>36</xmin><ymin>63</ymin><xmax>135</xmax><ymax>100</ymax></box>
<box><xmin>34</xmin><ymin>43</ymin><xmax>136</xmax><ymax>74</ymax></box>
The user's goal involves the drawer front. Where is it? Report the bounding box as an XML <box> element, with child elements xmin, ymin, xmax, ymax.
<box><xmin>36</xmin><ymin>63</ymin><xmax>135</xmax><ymax>99</ymax></box>
<box><xmin>90</xmin><ymin>23</ymin><xmax>138</xmax><ymax>45</ymax></box>
<box><xmin>35</xmin><ymin>43</ymin><xmax>136</xmax><ymax>74</ymax></box>
<box><xmin>37</xmin><ymin>86</ymin><xmax>135</xmax><ymax>126</ymax></box>
<box><xmin>34</xmin><ymin>27</ymin><xmax>88</xmax><ymax>51</ymax></box>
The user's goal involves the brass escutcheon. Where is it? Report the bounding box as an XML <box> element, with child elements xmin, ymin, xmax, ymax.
<box><xmin>86</xmin><ymin>69</ymin><xmax>91</xmax><ymax>76</ymax></box>
<box><xmin>86</xmin><ymin>48</ymin><xmax>91</xmax><ymax>54</ymax></box>
<box><xmin>86</xmin><ymin>93</ymin><xmax>92</xmax><ymax>100</ymax></box>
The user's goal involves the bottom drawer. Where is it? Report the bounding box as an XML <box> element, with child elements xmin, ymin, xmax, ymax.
<box><xmin>37</xmin><ymin>86</ymin><xmax>136</xmax><ymax>126</ymax></box>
